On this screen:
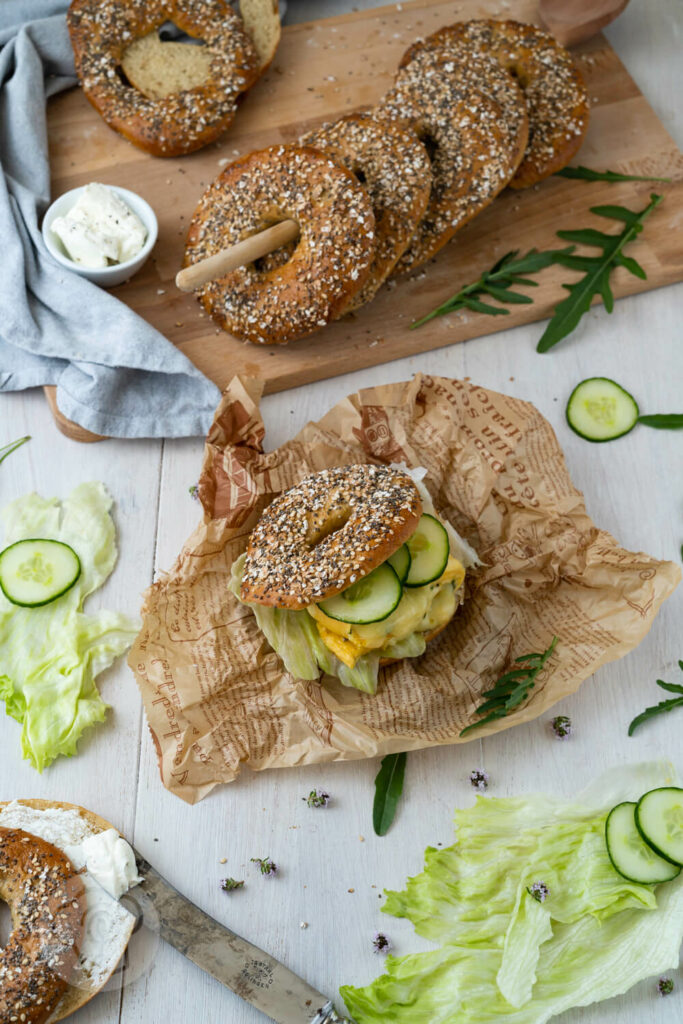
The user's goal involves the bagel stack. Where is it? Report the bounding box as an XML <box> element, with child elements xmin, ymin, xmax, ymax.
<box><xmin>183</xmin><ymin>17</ymin><xmax>589</xmax><ymax>343</ymax></box>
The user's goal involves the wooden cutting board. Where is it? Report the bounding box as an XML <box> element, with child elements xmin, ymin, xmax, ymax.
<box><xmin>45</xmin><ymin>0</ymin><xmax>683</xmax><ymax>441</ymax></box>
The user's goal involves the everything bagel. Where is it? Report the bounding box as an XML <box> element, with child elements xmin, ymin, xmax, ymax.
<box><xmin>240</xmin><ymin>464</ymin><xmax>422</xmax><ymax>609</ymax></box>
<box><xmin>301</xmin><ymin>111</ymin><xmax>432</xmax><ymax>309</ymax></box>
<box><xmin>184</xmin><ymin>145</ymin><xmax>376</xmax><ymax>345</ymax></box>
<box><xmin>376</xmin><ymin>56</ymin><xmax>519</xmax><ymax>273</ymax></box>
<box><xmin>67</xmin><ymin>0</ymin><xmax>261</xmax><ymax>157</ymax></box>
<box><xmin>0</xmin><ymin>827</ymin><xmax>85</xmax><ymax>1024</ymax></box>
<box><xmin>401</xmin><ymin>19</ymin><xmax>589</xmax><ymax>189</ymax></box>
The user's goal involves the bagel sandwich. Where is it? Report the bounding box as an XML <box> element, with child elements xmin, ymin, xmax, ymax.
<box><xmin>229</xmin><ymin>464</ymin><xmax>479</xmax><ymax>693</ymax></box>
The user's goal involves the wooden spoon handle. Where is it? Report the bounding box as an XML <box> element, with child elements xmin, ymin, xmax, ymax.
<box><xmin>175</xmin><ymin>219</ymin><xmax>299</xmax><ymax>292</ymax></box>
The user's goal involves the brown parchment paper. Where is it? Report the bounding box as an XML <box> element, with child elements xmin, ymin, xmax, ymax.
<box><xmin>129</xmin><ymin>374</ymin><xmax>680</xmax><ymax>803</ymax></box>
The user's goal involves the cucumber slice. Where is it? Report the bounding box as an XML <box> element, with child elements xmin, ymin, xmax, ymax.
<box><xmin>387</xmin><ymin>544</ymin><xmax>411</xmax><ymax>584</ymax></box>
<box><xmin>566</xmin><ymin>377</ymin><xmax>639</xmax><ymax>442</ymax></box>
<box><xmin>405</xmin><ymin>514</ymin><xmax>449</xmax><ymax>587</ymax></box>
<box><xmin>635</xmin><ymin>788</ymin><xmax>683</xmax><ymax>866</ymax></box>
<box><xmin>319</xmin><ymin>563</ymin><xmax>402</xmax><ymax>624</ymax></box>
<box><xmin>0</xmin><ymin>538</ymin><xmax>81</xmax><ymax>608</ymax></box>
<box><xmin>605</xmin><ymin>801</ymin><xmax>680</xmax><ymax>884</ymax></box>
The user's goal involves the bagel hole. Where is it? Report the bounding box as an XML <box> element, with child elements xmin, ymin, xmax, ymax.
<box><xmin>418</xmin><ymin>132</ymin><xmax>438</xmax><ymax>163</ymax></box>
<box><xmin>306</xmin><ymin>508</ymin><xmax>352</xmax><ymax>548</ymax></box>
<box><xmin>0</xmin><ymin>899</ymin><xmax>11</xmax><ymax>947</ymax></box>
<box><xmin>119</xmin><ymin>22</ymin><xmax>211</xmax><ymax>100</ymax></box>
<box><xmin>114</xmin><ymin>64</ymin><xmax>134</xmax><ymax>88</ymax></box>
<box><xmin>251</xmin><ymin>237</ymin><xmax>299</xmax><ymax>275</ymax></box>
<box><xmin>157</xmin><ymin>21</ymin><xmax>207</xmax><ymax>47</ymax></box>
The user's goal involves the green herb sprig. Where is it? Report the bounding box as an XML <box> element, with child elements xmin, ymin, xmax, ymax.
<box><xmin>555</xmin><ymin>165</ymin><xmax>671</xmax><ymax>184</ymax></box>
<box><xmin>628</xmin><ymin>661</ymin><xmax>683</xmax><ymax>736</ymax></box>
<box><xmin>411</xmin><ymin>195</ymin><xmax>663</xmax><ymax>354</ymax></box>
<box><xmin>0</xmin><ymin>436</ymin><xmax>30</xmax><ymax>466</ymax></box>
<box><xmin>373</xmin><ymin>751</ymin><xmax>407</xmax><ymax>836</ymax></box>
<box><xmin>537</xmin><ymin>193</ymin><xmax>663</xmax><ymax>351</ymax></box>
<box><xmin>410</xmin><ymin>248</ymin><xmax>574</xmax><ymax>329</ymax></box>
<box><xmin>461</xmin><ymin>637</ymin><xmax>559</xmax><ymax>736</ymax></box>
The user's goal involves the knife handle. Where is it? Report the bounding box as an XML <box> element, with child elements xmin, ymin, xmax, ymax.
<box><xmin>312</xmin><ymin>1002</ymin><xmax>354</xmax><ymax>1024</ymax></box>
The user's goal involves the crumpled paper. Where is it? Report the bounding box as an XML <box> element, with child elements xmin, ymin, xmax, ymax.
<box><xmin>129</xmin><ymin>375</ymin><xmax>680</xmax><ymax>803</ymax></box>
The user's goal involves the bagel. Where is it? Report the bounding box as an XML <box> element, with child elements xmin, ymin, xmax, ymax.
<box><xmin>395</xmin><ymin>44</ymin><xmax>529</xmax><ymax>177</ymax></box>
<box><xmin>184</xmin><ymin>145</ymin><xmax>376</xmax><ymax>345</ymax></box>
<box><xmin>401</xmin><ymin>19</ymin><xmax>589</xmax><ymax>189</ymax></box>
<box><xmin>67</xmin><ymin>0</ymin><xmax>261</xmax><ymax>157</ymax></box>
<box><xmin>239</xmin><ymin>0</ymin><xmax>281</xmax><ymax>71</ymax></box>
<box><xmin>301</xmin><ymin>111</ymin><xmax>432</xmax><ymax>309</ymax></box>
<box><xmin>0</xmin><ymin>827</ymin><xmax>85</xmax><ymax>1024</ymax></box>
<box><xmin>241</xmin><ymin>464</ymin><xmax>422</xmax><ymax>609</ymax></box>
<box><xmin>376</xmin><ymin>56</ymin><xmax>520</xmax><ymax>273</ymax></box>
<box><xmin>0</xmin><ymin>800</ymin><xmax>137</xmax><ymax>1024</ymax></box>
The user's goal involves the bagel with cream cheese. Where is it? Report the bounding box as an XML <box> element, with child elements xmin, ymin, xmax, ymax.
<box><xmin>0</xmin><ymin>800</ymin><xmax>140</xmax><ymax>1023</ymax></box>
<box><xmin>229</xmin><ymin>464</ymin><xmax>479</xmax><ymax>694</ymax></box>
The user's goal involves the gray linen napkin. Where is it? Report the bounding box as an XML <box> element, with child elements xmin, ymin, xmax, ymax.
<box><xmin>0</xmin><ymin>1</ymin><xmax>222</xmax><ymax>438</ymax></box>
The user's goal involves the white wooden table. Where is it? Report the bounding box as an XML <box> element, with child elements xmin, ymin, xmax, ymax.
<box><xmin>2</xmin><ymin>2</ymin><xmax>682</xmax><ymax>1021</ymax></box>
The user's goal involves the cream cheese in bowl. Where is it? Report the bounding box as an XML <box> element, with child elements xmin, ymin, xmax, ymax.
<box><xmin>42</xmin><ymin>182</ymin><xmax>158</xmax><ymax>286</ymax></box>
<box><xmin>50</xmin><ymin>183</ymin><xmax>147</xmax><ymax>268</ymax></box>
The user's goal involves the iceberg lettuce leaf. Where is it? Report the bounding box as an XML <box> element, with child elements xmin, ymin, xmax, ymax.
<box><xmin>0</xmin><ymin>483</ymin><xmax>138</xmax><ymax>770</ymax></box>
<box><xmin>229</xmin><ymin>554</ymin><xmax>381</xmax><ymax>693</ymax></box>
<box><xmin>341</xmin><ymin>762</ymin><xmax>683</xmax><ymax>1023</ymax></box>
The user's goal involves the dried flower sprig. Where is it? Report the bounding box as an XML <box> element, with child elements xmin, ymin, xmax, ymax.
<box><xmin>469</xmin><ymin>770</ymin><xmax>490</xmax><ymax>791</ymax></box>
<box><xmin>251</xmin><ymin>856</ymin><xmax>277</xmax><ymax>877</ymax></box>
<box><xmin>527</xmin><ymin>881</ymin><xmax>550</xmax><ymax>904</ymax></box>
<box><xmin>551</xmin><ymin>715</ymin><xmax>572</xmax><ymax>740</ymax></box>
<box><xmin>373</xmin><ymin>932</ymin><xmax>393</xmax><ymax>954</ymax></box>
<box><xmin>658</xmin><ymin>977</ymin><xmax>674</xmax><ymax>997</ymax></box>
<box><xmin>304</xmin><ymin>789</ymin><xmax>331</xmax><ymax>808</ymax></box>
<box><xmin>220</xmin><ymin>877</ymin><xmax>244</xmax><ymax>892</ymax></box>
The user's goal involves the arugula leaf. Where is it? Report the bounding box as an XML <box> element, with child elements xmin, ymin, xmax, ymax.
<box><xmin>537</xmin><ymin>194</ymin><xmax>663</xmax><ymax>352</ymax></box>
<box><xmin>556</xmin><ymin>165</ymin><xmax>671</xmax><ymax>184</ymax></box>
<box><xmin>628</xmin><ymin>661</ymin><xmax>683</xmax><ymax>735</ymax></box>
<box><xmin>637</xmin><ymin>414</ymin><xmax>683</xmax><ymax>429</ymax></box>
<box><xmin>0</xmin><ymin>436</ymin><xmax>30</xmax><ymax>466</ymax></box>
<box><xmin>461</xmin><ymin>637</ymin><xmax>558</xmax><ymax>736</ymax></box>
<box><xmin>373</xmin><ymin>752</ymin><xmax>407</xmax><ymax>836</ymax></box>
<box><xmin>411</xmin><ymin>248</ymin><xmax>574</xmax><ymax>329</ymax></box>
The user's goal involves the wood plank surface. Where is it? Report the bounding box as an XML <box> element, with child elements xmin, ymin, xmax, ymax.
<box><xmin>46</xmin><ymin>0</ymin><xmax>683</xmax><ymax>438</ymax></box>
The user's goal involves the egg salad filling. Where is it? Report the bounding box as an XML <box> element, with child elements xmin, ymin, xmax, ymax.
<box><xmin>308</xmin><ymin>555</ymin><xmax>465</xmax><ymax>668</ymax></box>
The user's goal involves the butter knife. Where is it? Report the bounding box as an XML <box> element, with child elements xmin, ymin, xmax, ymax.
<box><xmin>130</xmin><ymin>849</ymin><xmax>354</xmax><ymax>1024</ymax></box>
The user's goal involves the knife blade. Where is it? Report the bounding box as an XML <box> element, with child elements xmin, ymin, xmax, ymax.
<box><xmin>132</xmin><ymin>848</ymin><xmax>353</xmax><ymax>1024</ymax></box>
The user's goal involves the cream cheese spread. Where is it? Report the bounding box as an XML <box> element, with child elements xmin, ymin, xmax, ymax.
<box><xmin>51</xmin><ymin>182</ymin><xmax>147</xmax><ymax>268</ymax></box>
<box><xmin>0</xmin><ymin>802</ymin><xmax>140</xmax><ymax>992</ymax></box>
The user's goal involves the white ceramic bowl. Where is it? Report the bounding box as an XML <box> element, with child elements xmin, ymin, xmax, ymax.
<box><xmin>41</xmin><ymin>184</ymin><xmax>158</xmax><ymax>288</ymax></box>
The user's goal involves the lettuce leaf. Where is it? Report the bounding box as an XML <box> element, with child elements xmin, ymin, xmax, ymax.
<box><xmin>229</xmin><ymin>555</ymin><xmax>380</xmax><ymax>692</ymax></box>
<box><xmin>0</xmin><ymin>483</ymin><xmax>138</xmax><ymax>770</ymax></box>
<box><xmin>341</xmin><ymin>762</ymin><xmax>683</xmax><ymax>1023</ymax></box>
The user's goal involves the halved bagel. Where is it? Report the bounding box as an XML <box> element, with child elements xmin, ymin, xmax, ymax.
<box><xmin>0</xmin><ymin>800</ymin><xmax>135</xmax><ymax>1024</ymax></box>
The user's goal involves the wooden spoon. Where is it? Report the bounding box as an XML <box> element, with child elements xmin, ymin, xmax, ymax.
<box><xmin>538</xmin><ymin>0</ymin><xmax>630</xmax><ymax>47</ymax></box>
